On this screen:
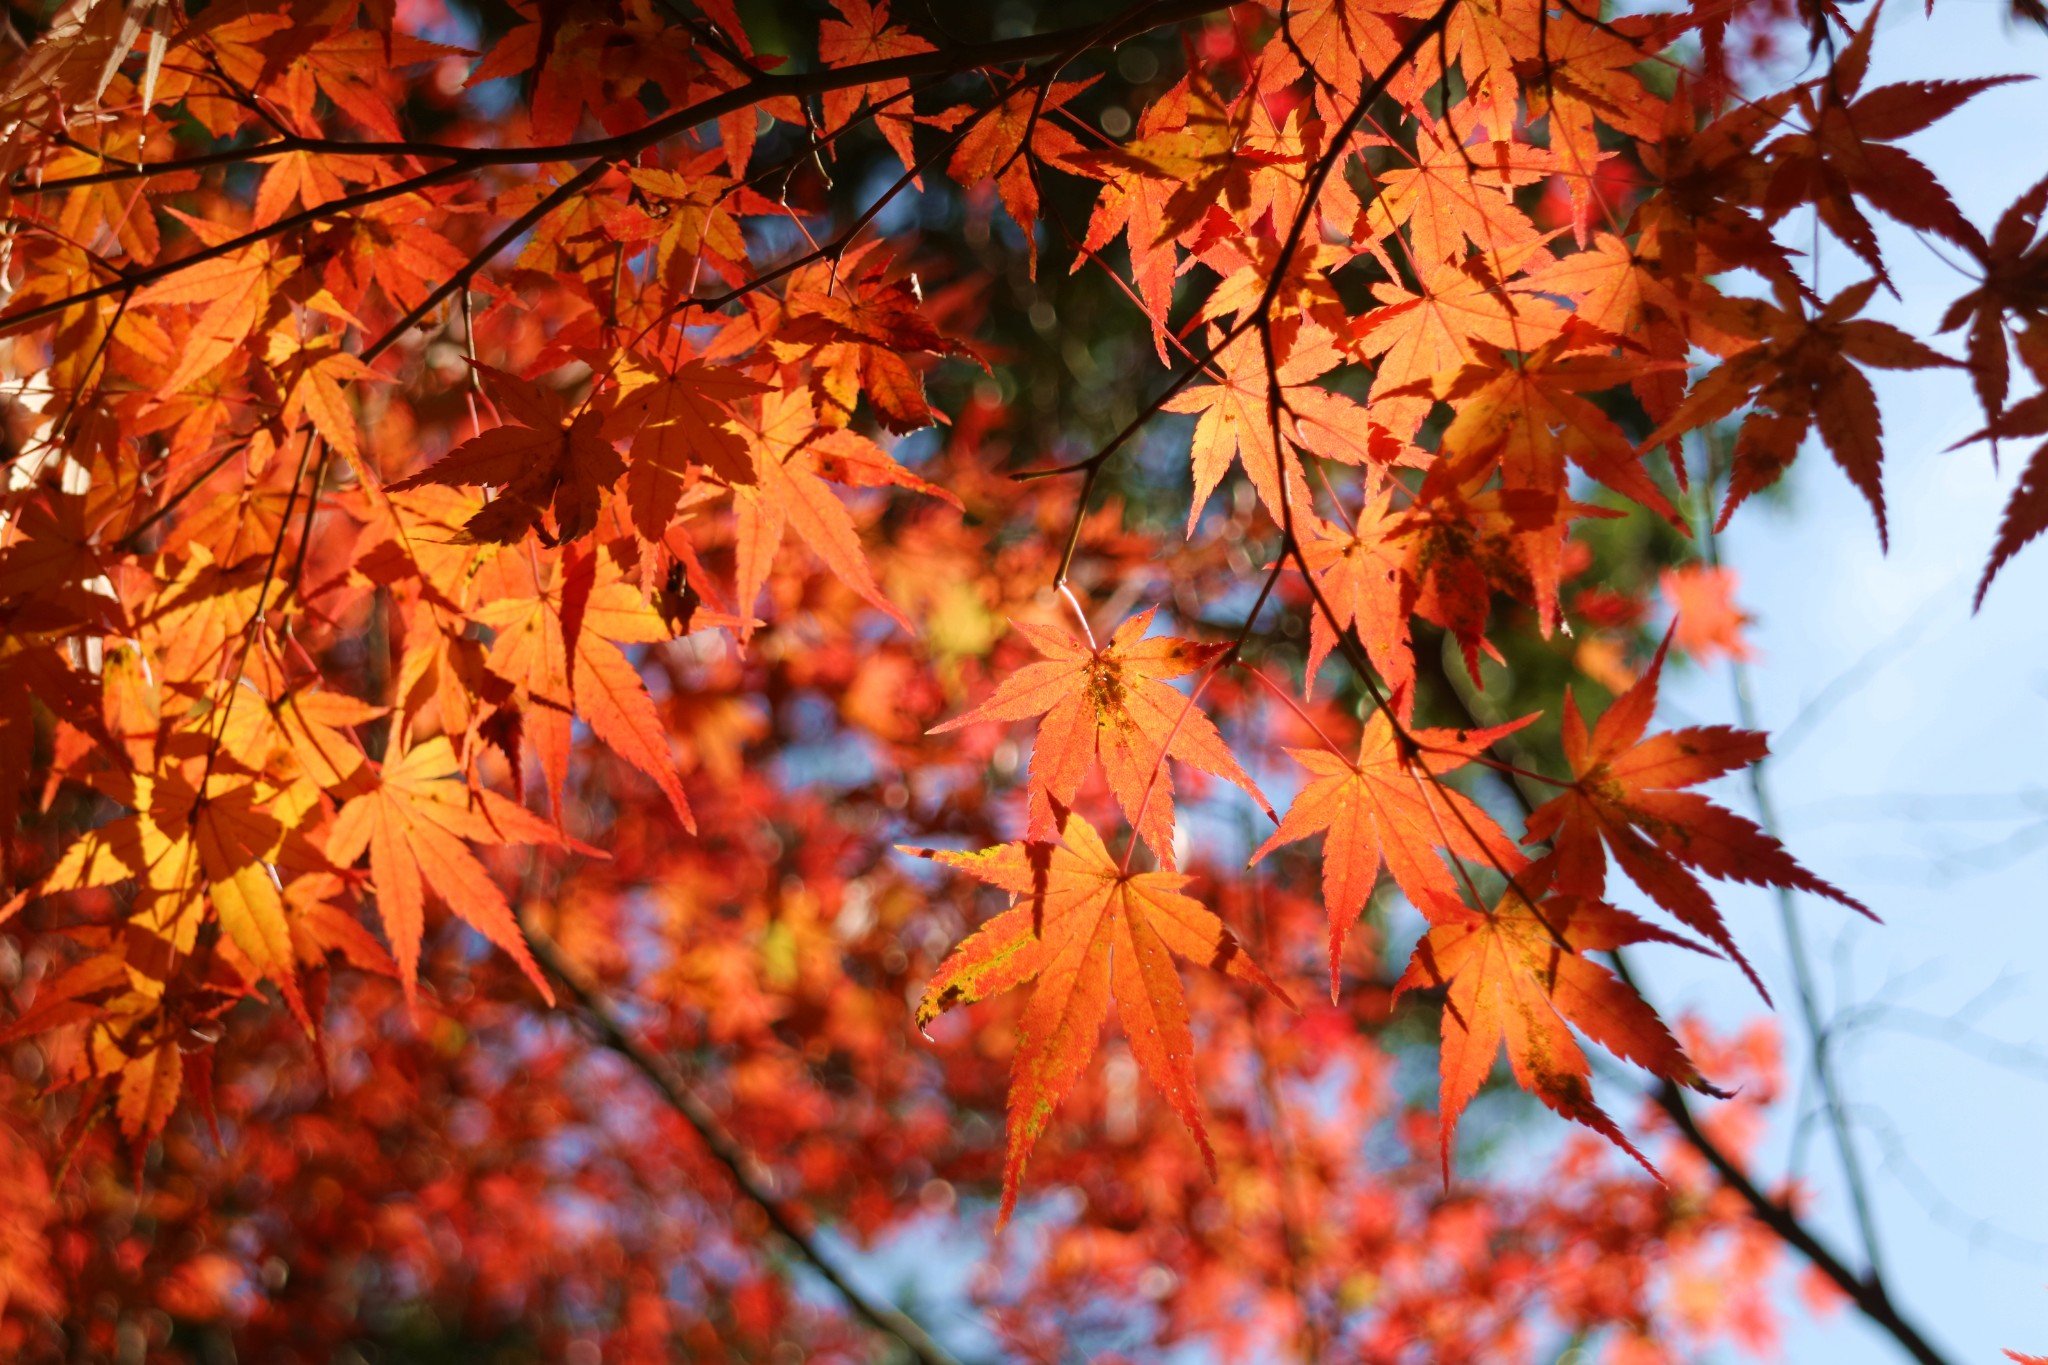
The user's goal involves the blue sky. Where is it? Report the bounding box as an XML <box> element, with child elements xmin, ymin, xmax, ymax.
<box><xmin>1638</xmin><ymin>4</ymin><xmax>2048</xmax><ymax>1358</ymax></box>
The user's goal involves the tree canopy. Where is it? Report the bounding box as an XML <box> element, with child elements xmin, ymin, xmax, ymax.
<box><xmin>0</xmin><ymin>0</ymin><xmax>2042</xmax><ymax>1362</ymax></box>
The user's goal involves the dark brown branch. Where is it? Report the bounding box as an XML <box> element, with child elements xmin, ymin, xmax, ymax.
<box><xmin>8</xmin><ymin>1</ymin><xmax>1233</xmax><ymax>194</ymax></box>
<box><xmin>522</xmin><ymin>918</ymin><xmax>968</xmax><ymax>1365</ymax></box>
<box><xmin>1649</xmin><ymin>1080</ymin><xmax>1953</xmax><ymax>1365</ymax></box>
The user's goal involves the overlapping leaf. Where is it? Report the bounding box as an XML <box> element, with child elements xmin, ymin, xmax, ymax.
<box><xmin>327</xmin><ymin>735</ymin><xmax>556</xmax><ymax>1008</ymax></box>
<box><xmin>909</xmin><ymin>808</ymin><xmax>1290</xmax><ymax>1223</ymax></box>
<box><xmin>1254</xmin><ymin>707</ymin><xmax>1533</xmax><ymax>997</ymax></box>
<box><xmin>1393</xmin><ymin>866</ymin><xmax>1717</xmax><ymax>1179</ymax></box>
<box><xmin>1523</xmin><ymin>636</ymin><xmax>1873</xmax><ymax>996</ymax></box>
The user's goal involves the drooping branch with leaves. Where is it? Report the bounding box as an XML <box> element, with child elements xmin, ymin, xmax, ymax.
<box><xmin>1</xmin><ymin>0</ymin><xmax>2042</xmax><ymax>1361</ymax></box>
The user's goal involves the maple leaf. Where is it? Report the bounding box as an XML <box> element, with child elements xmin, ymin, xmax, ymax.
<box><xmin>1759</xmin><ymin>6</ymin><xmax>2022</xmax><ymax>284</ymax></box>
<box><xmin>131</xmin><ymin>235</ymin><xmax>289</xmax><ymax>400</ymax></box>
<box><xmin>4</xmin><ymin>741</ymin><xmax>314</xmax><ymax>1024</ymax></box>
<box><xmin>327</xmin><ymin>734</ymin><xmax>556</xmax><ymax>1009</ymax></box>
<box><xmin>273</xmin><ymin>336</ymin><xmax>382</xmax><ymax>466</ymax></box>
<box><xmin>947</xmin><ymin>76</ymin><xmax>1097</xmax><ymax>275</ymax></box>
<box><xmin>1074</xmin><ymin>86</ymin><xmax>1188</xmax><ymax>359</ymax></box>
<box><xmin>732</xmin><ymin>389</ymin><xmax>916</xmax><ymax>636</ymax></box>
<box><xmin>1071</xmin><ymin>77</ymin><xmax>1295</xmax><ymax>250</ymax></box>
<box><xmin>1253</xmin><ymin>706</ymin><xmax>1533</xmax><ymax>998</ymax></box>
<box><xmin>1299</xmin><ymin>492</ymin><xmax>1414</xmax><ymax>702</ymax></box>
<box><xmin>613</xmin><ymin>351</ymin><xmax>767</xmax><ymax>541</ymax></box>
<box><xmin>1956</xmin><ymin>393</ymin><xmax>2048</xmax><ymax>606</ymax></box>
<box><xmin>908</xmin><ymin>808</ymin><xmax>1291</xmax><ymax>1223</ymax></box>
<box><xmin>1523</xmin><ymin>635</ymin><xmax>1872</xmax><ymax>996</ymax></box>
<box><xmin>931</xmin><ymin>608</ymin><xmax>1269</xmax><ymax>865</ymax></box>
<box><xmin>1261</xmin><ymin>0</ymin><xmax>1406</xmax><ymax>121</ymax></box>
<box><xmin>1644</xmin><ymin>277</ymin><xmax>1955</xmax><ymax>545</ymax></box>
<box><xmin>1939</xmin><ymin>172</ymin><xmax>2048</xmax><ymax>421</ymax></box>
<box><xmin>1392</xmin><ymin>864</ymin><xmax>1717</xmax><ymax>1179</ymax></box>
<box><xmin>1163</xmin><ymin>325</ymin><xmax>1380</xmax><ymax>533</ymax></box>
<box><xmin>1659</xmin><ymin>564</ymin><xmax>1756</xmax><ymax>663</ymax></box>
<box><xmin>1411</xmin><ymin>0</ymin><xmax>1527</xmax><ymax>142</ymax></box>
<box><xmin>1357</xmin><ymin>111</ymin><xmax>1554</xmax><ymax>267</ymax></box>
<box><xmin>1402</xmin><ymin>322</ymin><xmax>1685</xmax><ymax>523</ymax></box>
<box><xmin>1352</xmin><ymin>245</ymin><xmax>1569</xmax><ymax>441</ymax></box>
<box><xmin>623</xmin><ymin>157</ymin><xmax>760</xmax><ymax>287</ymax></box>
<box><xmin>1504</xmin><ymin>9</ymin><xmax>1668</xmax><ymax>237</ymax></box>
<box><xmin>817</xmin><ymin>0</ymin><xmax>933</xmax><ymax>172</ymax></box>
<box><xmin>472</xmin><ymin>546</ymin><xmax>696</xmax><ymax>830</ymax></box>
<box><xmin>298</xmin><ymin>29</ymin><xmax>470</xmax><ymax>140</ymax></box>
<box><xmin>252</xmin><ymin>148</ymin><xmax>358</xmax><ymax>227</ymax></box>
<box><xmin>1634</xmin><ymin>84</ymin><xmax>1805</xmax><ymax>289</ymax></box>
<box><xmin>389</xmin><ymin>366</ymin><xmax>623</xmax><ymax>545</ymax></box>
<box><xmin>779</xmin><ymin>249</ymin><xmax>978</xmax><ymax>432</ymax></box>
<box><xmin>1390</xmin><ymin>447</ymin><xmax>1603</xmax><ymax>676</ymax></box>
<box><xmin>1521</xmin><ymin>226</ymin><xmax>1737</xmax><ymax>427</ymax></box>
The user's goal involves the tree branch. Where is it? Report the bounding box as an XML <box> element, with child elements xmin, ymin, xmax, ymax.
<box><xmin>1649</xmin><ymin>1080</ymin><xmax>1952</xmax><ymax>1365</ymax></box>
<box><xmin>521</xmin><ymin>917</ymin><xmax>969</xmax><ymax>1365</ymax></box>
<box><xmin>1</xmin><ymin>1</ymin><xmax>1234</xmax><ymax>334</ymax></box>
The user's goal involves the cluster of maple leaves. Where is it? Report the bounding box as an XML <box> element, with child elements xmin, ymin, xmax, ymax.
<box><xmin>0</xmin><ymin>0</ymin><xmax>2039</xmax><ymax>1358</ymax></box>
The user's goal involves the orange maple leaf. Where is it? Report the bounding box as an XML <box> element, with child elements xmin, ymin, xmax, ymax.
<box><xmin>908</xmin><ymin>808</ymin><xmax>1291</xmax><ymax>1223</ymax></box>
<box><xmin>1521</xmin><ymin>226</ymin><xmax>1733</xmax><ymax>427</ymax></box>
<box><xmin>733</xmin><ymin>389</ymin><xmax>916</xmax><ymax>636</ymax></box>
<box><xmin>1523</xmin><ymin>635</ymin><xmax>1872</xmax><ymax>997</ymax></box>
<box><xmin>472</xmin><ymin>545</ymin><xmax>696</xmax><ymax>829</ymax></box>
<box><xmin>1391</xmin><ymin>446</ymin><xmax>1606</xmax><ymax>676</ymax></box>
<box><xmin>1071</xmin><ymin>78</ymin><xmax>1296</xmax><ymax>252</ymax></box>
<box><xmin>132</xmin><ymin>232</ymin><xmax>289</xmax><ymax>400</ymax></box>
<box><xmin>1505</xmin><ymin>9</ymin><xmax>1668</xmax><ymax>238</ymax></box>
<box><xmin>1165</xmin><ymin>325</ymin><xmax>1396</xmax><ymax>535</ymax></box>
<box><xmin>1253</xmin><ymin>706</ymin><xmax>1533</xmax><ymax>998</ymax></box>
<box><xmin>1260</xmin><ymin>0</ymin><xmax>1406</xmax><ymax>123</ymax></box>
<box><xmin>1358</xmin><ymin>111</ymin><xmax>1554</xmax><ymax>267</ymax></box>
<box><xmin>947</xmin><ymin>75</ymin><xmax>1097</xmax><ymax>275</ymax></box>
<box><xmin>817</xmin><ymin>0</ymin><xmax>934</xmax><ymax>172</ymax></box>
<box><xmin>327</xmin><ymin>734</ymin><xmax>556</xmax><ymax>1008</ymax></box>
<box><xmin>615</xmin><ymin>351</ymin><xmax>767</xmax><ymax>541</ymax></box>
<box><xmin>1074</xmin><ymin>89</ymin><xmax>1187</xmax><ymax>359</ymax></box>
<box><xmin>1353</xmin><ymin>245</ymin><xmax>1568</xmax><ymax>440</ymax></box>
<box><xmin>1393</xmin><ymin>863</ymin><xmax>1717</xmax><ymax>1180</ymax></box>
<box><xmin>931</xmin><ymin>608</ymin><xmax>1269</xmax><ymax>865</ymax></box>
<box><xmin>15</xmin><ymin>756</ymin><xmax>312</xmax><ymax>1033</ymax></box>
<box><xmin>1409</xmin><ymin>322</ymin><xmax>1685</xmax><ymax>522</ymax></box>
<box><xmin>390</xmin><ymin>366</ymin><xmax>622</xmax><ymax>545</ymax></box>
<box><xmin>1299</xmin><ymin>493</ymin><xmax>1414</xmax><ymax>703</ymax></box>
